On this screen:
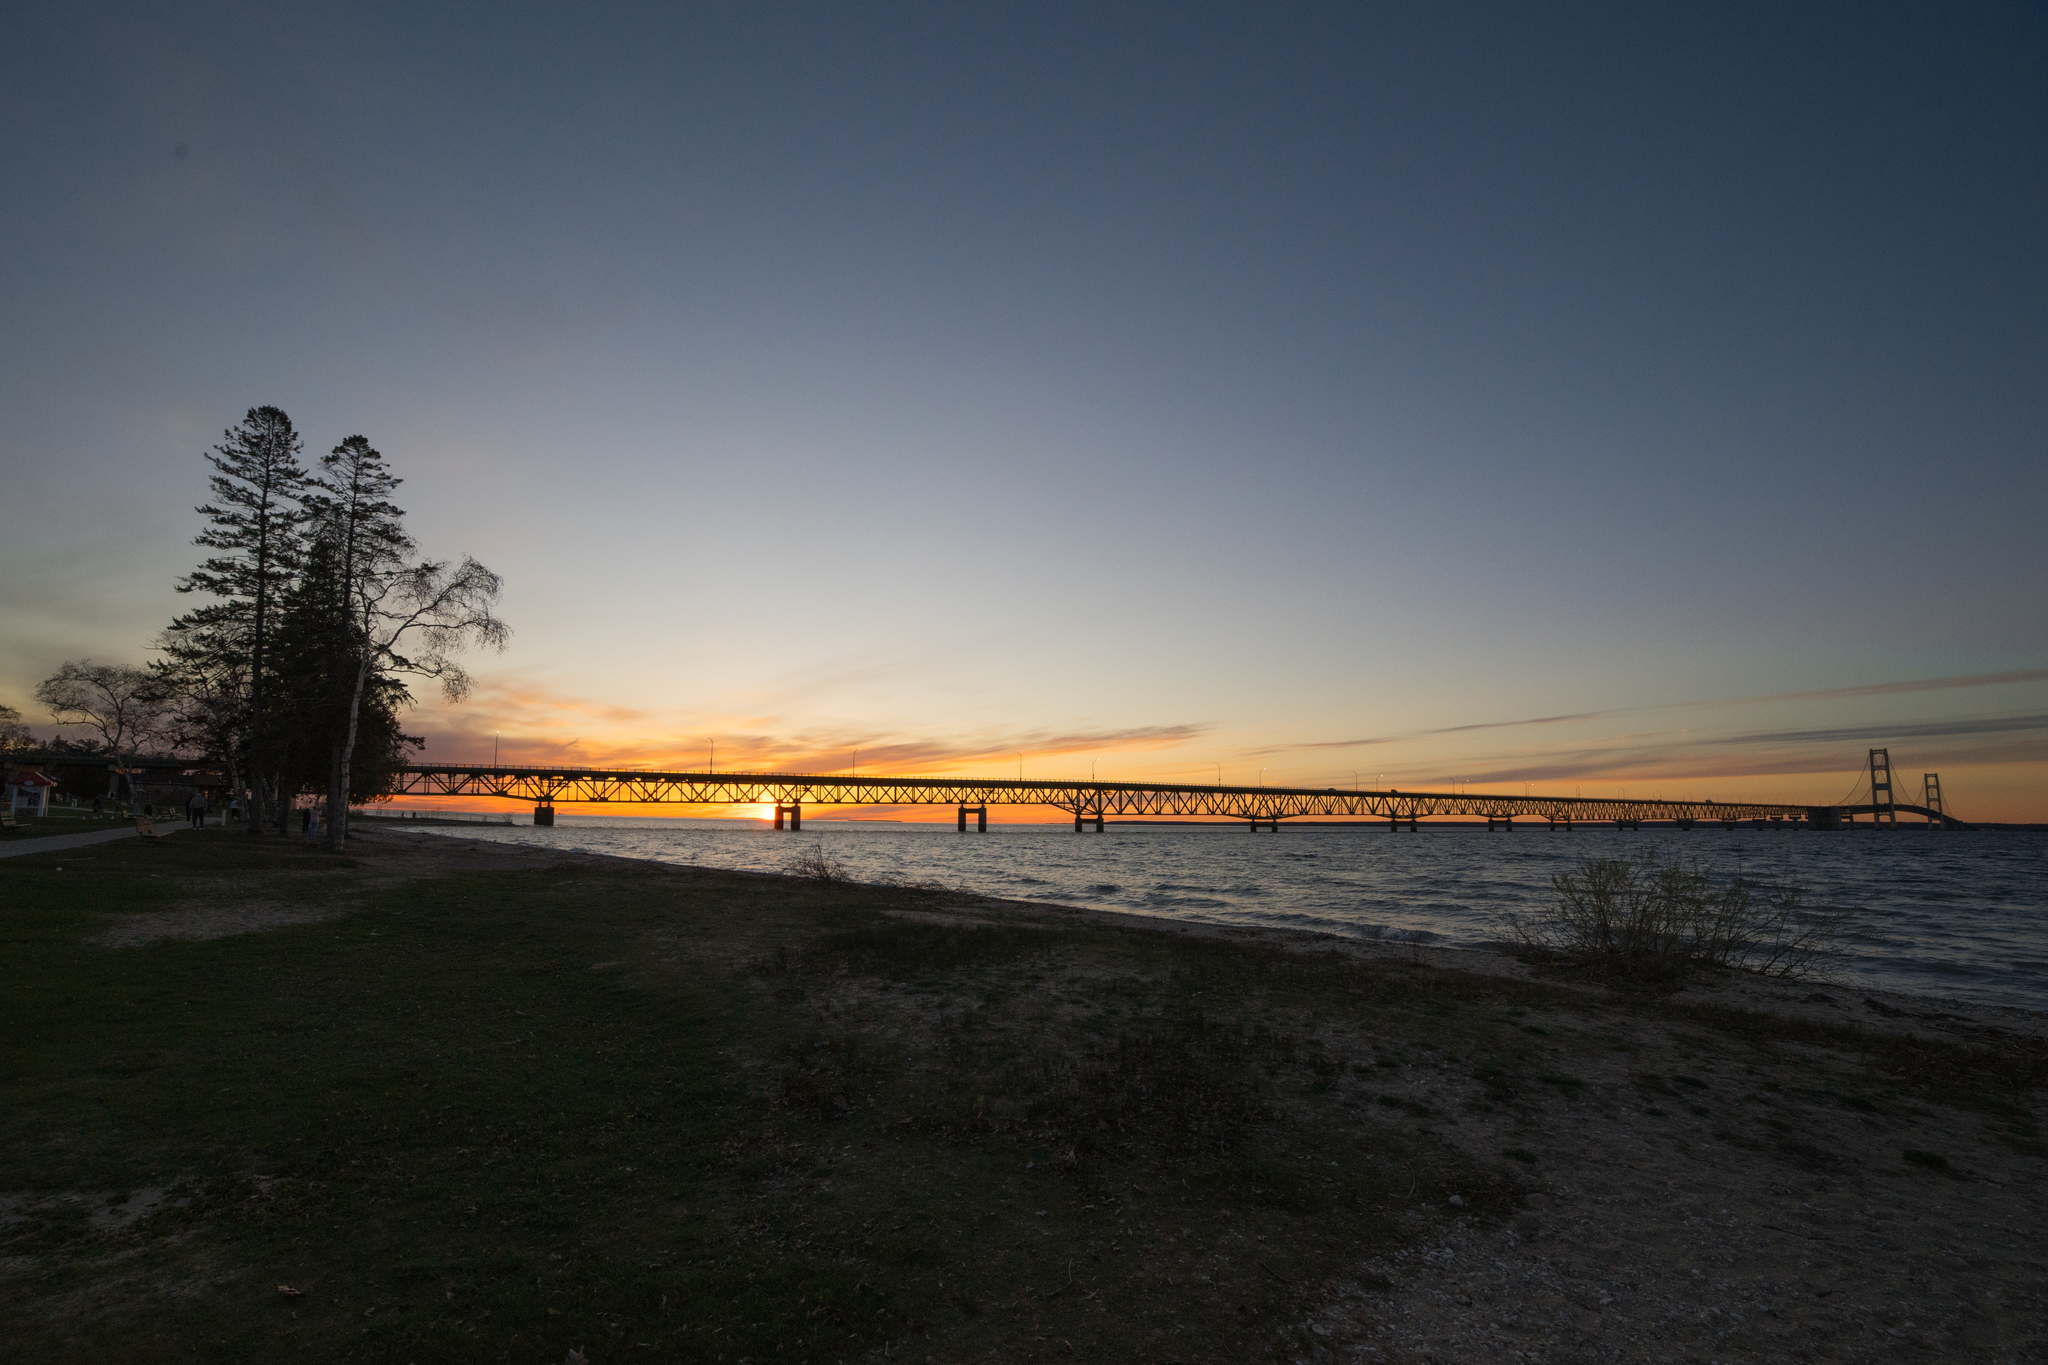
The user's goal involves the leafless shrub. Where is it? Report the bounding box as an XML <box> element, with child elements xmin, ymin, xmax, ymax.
<box><xmin>784</xmin><ymin>841</ymin><xmax>852</xmax><ymax>883</ymax></box>
<box><xmin>1503</xmin><ymin>852</ymin><xmax>1856</xmax><ymax>987</ymax></box>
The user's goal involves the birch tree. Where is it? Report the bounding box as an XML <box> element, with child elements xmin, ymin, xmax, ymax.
<box><xmin>303</xmin><ymin>435</ymin><xmax>414</xmax><ymax>835</ymax></box>
<box><xmin>325</xmin><ymin>555</ymin><xmax>508</xmax><ymax>849</ymax></box>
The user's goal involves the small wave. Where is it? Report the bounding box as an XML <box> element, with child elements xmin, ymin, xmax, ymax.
<box><xmin>1085</xmin><ymin>883</ymin><xmax>1122</xmax><ymax>895</ymax></box>
<box><xmin>1138</xmin><ymin>892</ymin><xmax>1230</xmax><ymax>910</ymax></box>
<box><xmin>1355</xmin><ymin>925</ymin><xmax>1441</xmax><ymax>943</ymax></box>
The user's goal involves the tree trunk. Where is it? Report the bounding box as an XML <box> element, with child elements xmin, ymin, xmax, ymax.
<box><xmin>224</xmin><ymin>752</ymin><xmax>243</xmax><ymax>829</ymax></box>
<box><xmin>248</xmin><ymin>556</ymin><xmax>269</xmax><ymax>834</ymax></box>
<box><xmin>327</xmin><ymin>649</ymin><xmax>372</xmax><ymax>852</ymax></box>
<box><xmin>326</xmin><ymin>740</ymin><xmax>345</xmax><ymax>850</ymax></box>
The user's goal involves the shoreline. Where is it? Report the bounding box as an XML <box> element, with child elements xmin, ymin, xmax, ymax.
<box><xmin>8</xmin><ymin>821</ymin><xmax>2044</xmax><ymax>1361</ymax></box>
<box><xmin>386</xmin><ymin>821</ymin><xmax>2048</xmax><ymax>1045</ymax></box>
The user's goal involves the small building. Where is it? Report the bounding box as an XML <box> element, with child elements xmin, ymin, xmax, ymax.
<box><xmin>6</xmin><ymin>769</ymin><xmax>57</xmax><ymax>817</ymax></box>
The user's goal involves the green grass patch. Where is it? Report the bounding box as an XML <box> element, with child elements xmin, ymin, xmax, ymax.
<box><xmin>2</xmin><ymin>829</ymin><xmax>1524</xmax><ymax>1361</ymax></box>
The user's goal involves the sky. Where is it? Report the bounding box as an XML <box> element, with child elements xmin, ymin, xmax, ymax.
<box><xmin>2</xmin><ymin>0</ymin><xmax>2045</xmax><ymax>821</ymax></box>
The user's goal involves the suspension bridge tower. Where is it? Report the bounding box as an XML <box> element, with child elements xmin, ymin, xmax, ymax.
<box><xmin>1869</xmin><ymin>748</ymin><xmax>1897</xmax><ymax>827</ymax></box>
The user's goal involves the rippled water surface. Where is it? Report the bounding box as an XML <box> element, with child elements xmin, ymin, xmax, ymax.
<box><xmin>390</xmin><ymin>817</ymin><xmax>2048</xmax><ymax>1011</ymax></box>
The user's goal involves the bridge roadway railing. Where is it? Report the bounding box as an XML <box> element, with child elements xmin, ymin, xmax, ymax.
<box><xmin>384</xmin><ymin>766</ymin><xmax>1821</xmax><ymax>825</ymax></box>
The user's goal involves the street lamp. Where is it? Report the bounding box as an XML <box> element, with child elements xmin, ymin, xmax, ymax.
<box><xmin>1010</xmin><ymin>751</ymin><xmax>1023</xmax><ymax>781</ymax></box>
<box><xmin>852</xmin><ymin>747</ymin><xmax>859</xmax><ymax>778</ymax></box>
<box><xmin>1259</xmin><ymin>768</ymin><xmax>1266</xmax><ymax>787</ymax></box>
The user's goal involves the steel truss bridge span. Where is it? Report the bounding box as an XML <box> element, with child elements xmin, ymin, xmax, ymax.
<box><xmin>382</xmin><ymin>766</ymin><xmax>1922</xmax><ymax>830</ymax></box>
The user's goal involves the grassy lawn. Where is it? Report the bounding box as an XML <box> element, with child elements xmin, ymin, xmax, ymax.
<box><xmin>3</xmin><ymin>801</ymin><xmax>198</xmax><ymax>838</ymax></box>
<box><xmin>4</xmin><ymin>827</ymin><xmax>2039</xmax><ymax>1361</ymax></box>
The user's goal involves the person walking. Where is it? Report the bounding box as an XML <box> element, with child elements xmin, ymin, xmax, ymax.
<box><xmin>91</xmin><ymin>795</ymin><xmax>103</xmax><ymax>820</ymax></box>
<box><xmin>188</xmin><ymin>792</ymin><xmax>206</xmax><ymax>829</ymax></box>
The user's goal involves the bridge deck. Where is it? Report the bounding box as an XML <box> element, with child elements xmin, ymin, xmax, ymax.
<box><xmin>381</xmin><ymin>766</ymin><xmax>1949</xmax><ymax>825</ymax></box>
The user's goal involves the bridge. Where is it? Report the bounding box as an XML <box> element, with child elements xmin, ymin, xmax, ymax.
<box><xmin>384</xmin><ymin>747</ymin><xmax>1968</xmax><ymax>830</ymax></box>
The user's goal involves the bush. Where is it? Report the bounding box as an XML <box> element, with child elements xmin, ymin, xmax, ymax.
<box><xmin>783</xmin><ymin>841</ymin><xmax>852</xmax><ymax>883</ymax></box>
<box><xmin>1502</xmin><ymin>851</ymin><xmax>1854</xmax><ymax>987</ymax></box>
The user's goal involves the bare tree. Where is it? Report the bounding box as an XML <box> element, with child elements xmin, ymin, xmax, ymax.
<box><xmin>0</xmin><ymin>703</ymin><xmax>36</xmax><ymax>756</ymax></box>
<box><xmin>34</xmin><ymin>661</ymin><xmax>170</xmax><ymax>800</ymax></box>
<box><xmin>326</xmin><ymin>555</ymin><xmax>509</xmax><ymax>848</ymax></box>
<box><xmin>153</xmin><ymin>620</ymin><xmax>252</xmax><ymax>814</ymax></box>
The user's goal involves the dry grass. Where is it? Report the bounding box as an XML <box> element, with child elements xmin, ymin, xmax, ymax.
<box><xmin>1503</xmin><ymin>851</ymin><xmax>1857</xmax><ymax>987</ymax></box>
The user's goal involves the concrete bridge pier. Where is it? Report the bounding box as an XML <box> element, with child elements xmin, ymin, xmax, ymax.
<box><xmin>774</xmin><ymin>802</ymin><xmax>802</xmax><ymax>831</ymax></box>
<box><xmin>1248</xmin><ymin>816</ymin><xmax>1279</xmax><ymax>832</ymax></box>
<box><xmin>533</xmin><ymin>804</ymin><xmax>555</xmax><ymax>827</ymax></box>
<box><xmin>957</xmin><ymin>804</ymin><xmax>986</xmax><ymax>832</ymax></box>
<box><xmin>1617</xmin><ymin>818</ymin><xmax>1641</xmax><ymax>831</ymax></box>
<box><xmin>1073</xmin><ymin>809</ymin><xmax>1104</xmax><ymax>833</ymax></box>
<box><xmin>1389</xmin><ymin>813</ymin><xmax>1419</xmax><ymax>832</ymax></box>
<box><xmin>1548</xmin><ymin>814</ymin><xmax>1572</xmax><ymax>831</ymax></box>
<box><xmin>1486</xmin><ymin>814</ymin><xmax>1513</xmax><ymax>832</ymax></box>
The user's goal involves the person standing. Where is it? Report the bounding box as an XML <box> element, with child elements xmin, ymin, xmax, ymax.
<box><xmin>188</xmin><ymin>792</ymin><xmax>206</xmax><ymax>828</ymax></box>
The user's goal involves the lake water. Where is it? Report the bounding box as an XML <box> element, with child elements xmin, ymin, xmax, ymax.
<box><xmin>384</xmin><ymin>817</ymin><xmax>2048</xmax><ymax>1012</ymax></box>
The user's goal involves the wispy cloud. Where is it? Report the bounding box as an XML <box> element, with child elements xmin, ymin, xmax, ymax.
<box><xmin>1275</xmin><ymin>669</ymin><xmax>2048</xmax><ymax>753</ymax></box>
<box><xmin>1742</xmin><ymin>670</ymin><xmax>2048</xmax><ymax>705</ymax></box>
<box><xmin>415</xmin><ymin>678</ymin><xmax>1211</xmax><ymax>774</ymax></box>
<box><xmin>1431</xmin><ymin>715</ymin><xmax>2048</xmax><ymax>789</ymax></box>
<box><xmin>1703</xmin><ymin>713</ymin><xmax>2048</xmax><ymax>749</ymax></box>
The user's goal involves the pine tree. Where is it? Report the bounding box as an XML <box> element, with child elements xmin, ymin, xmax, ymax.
<box><xmin>171</xmin><ymin>406</ymin><xmax>309</xmax><ymax>832</ymax></box>
<box><xmin>268</xmin><ymin>530</ymin><xmax>422</xmax><ymax>828</ymax></box>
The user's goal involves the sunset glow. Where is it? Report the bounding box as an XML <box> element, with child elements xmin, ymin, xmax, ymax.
<box><xmin>1</xmin><ymin>5</ymin><xmax>2041</xmax><ymax>823</ymax></box>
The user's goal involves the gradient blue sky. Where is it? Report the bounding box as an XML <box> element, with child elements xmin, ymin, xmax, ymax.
<box><xmin>4</xmin><ymin>1</ymin><xmax>2045</xmax><ymax>818</ymax></box>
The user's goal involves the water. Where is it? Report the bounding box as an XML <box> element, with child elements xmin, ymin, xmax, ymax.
<box><xmin>384</xmin><ymin>817</ymin><xmax>2048</xmax><ymax>1012</ymax></box>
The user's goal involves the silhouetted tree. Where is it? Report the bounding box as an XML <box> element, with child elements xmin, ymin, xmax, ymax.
<box><xmin>0</xmin><ymin>703</ymin><xmax>34</xmax><ymax>756</ymax></box>
<box><xmin>267</xmin><ymin>528</ymin><xmax>425</xmax><ymax>828</ymax></box>
<box><xmin>323</xmin><ymin>554</ymin><xmax>507</xmax><ymax>849</ymax></box>
<box><xmin>172</xmin><ymin>406</ymin><xmax>309</xmax><ymax>832</ymax></box>
<box><xmin>34</xmin><ymin>661</ymin><xmax>169</xmax><ymax>800</ymax></box>
<box><xmin>303</xmin><ymin>435</ymin><xmax>416</xmax><ymax>842</ymax></box>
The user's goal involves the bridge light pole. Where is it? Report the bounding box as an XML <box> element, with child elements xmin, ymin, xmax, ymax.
<box><xmin>1213</xmin><ymin>763</ymin><xmax>1222</xmax><ymax>787</ymax></box>
<box><xmin>1010</xmin><ymin>752</ymin><xmax>1022</xmax><ymax>782</ymax></box>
